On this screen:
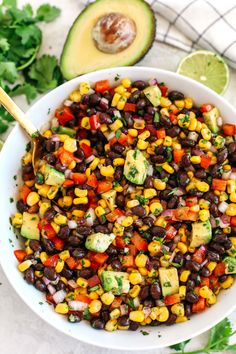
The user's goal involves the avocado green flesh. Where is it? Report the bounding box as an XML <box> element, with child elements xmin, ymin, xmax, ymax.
<box><xmin>21</xmin><ymin>212</ymin><xmax>40</xmax><ymax>240</ymax></box>
<box><xmin>143</xmin><ymin>85</ymin><xmax>161</xmax><ymax>107</ymax></box>
<box><xmin>224</xmin><ymin>256</ymin><xmax>236</xmax><ymax>274</ymax></box>
<box><xmin>44</xmin><ymin>164</ymin><xmax>65</xmax><ymax>186</ymax></box>
<box><xmin>190</xmin><ymin>220</ymin><xmax>212</xmax><ymax>248</ymax></box>
<box><xmin>60</xmin><ymin>0</ymin><xmax>155</xmax><ymax>79</ymax></box>
<box><xmin>85</xmin><ymin>232</ymin><xmax>115</xmax><ymax>253</ymax></box>
<box><xmin>159</xmin><ymin>267</ymin><xmax>179</xmax><ymax>297</ymax></box>
<box><xmin>124</xmin><ymin>149</ymin><xmax>149</xmax><ymax>185</ymax></box>
<box><xmin>203</xmin><ymin>107</ymin><xmax>220</xmax><ymax>133</ymax></box>
<box><xmin>101</xmin><ymin>271</ymin><xmax>130</xmax><ymax>295</ymax></box>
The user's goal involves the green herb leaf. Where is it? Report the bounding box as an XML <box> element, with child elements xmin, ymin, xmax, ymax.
<box><xmin>0</xmin><ymin>61</ymin><xmax>19</xmax><ymax>83</ymax></box>
<box><xmin>36</xmin><ymin>4</ymin><xmax>61</xmax><ymax>23</ymax></box>
<box><xmin>10</xmin><ymin>83</ymin><xmax>37</xmax><ymax>103</ymax></box>
<box><xmin>15</xmin><ymin>25</ymin><xmax>42</xmax><ymax>46</ymax></box>
<box><xmin>170</xmin><ymin>340</ymin><xmax>190</xmax><ymax>352</ymax></box>
<box><xmin>136</xmin><ymin>195</ymin><xmax>149</xmax><ymax>205</ymax></box>
<box><xmin>0</xmin><ymin>38</ymin><xmax>10</xmax><ymax>52</ymax></box>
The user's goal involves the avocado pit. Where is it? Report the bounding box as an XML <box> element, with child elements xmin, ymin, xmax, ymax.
<box><xmin>92</xmin><ymin>12</ymin><xmax>137</xmax><ymax>54</ymax></box>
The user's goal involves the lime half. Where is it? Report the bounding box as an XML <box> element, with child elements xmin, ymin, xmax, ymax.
<box><xmin>177</xmin><ymin>50</ymin><xmax>229</xmax><ymax>94</ymax></box>
<box><xmin>0</xmin><ymin>139</ymin><xmax>4</xmax><ymax>151</ymax></box>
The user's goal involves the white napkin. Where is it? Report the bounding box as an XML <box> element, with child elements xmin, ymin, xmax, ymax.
<box><xmin>82</xmin><ymin>0</ymin><xmax>236</xmax><ymax>68</ymax></box>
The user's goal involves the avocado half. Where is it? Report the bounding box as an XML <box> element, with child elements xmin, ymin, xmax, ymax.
<box><xmin>60</xmin><ymin>0</ymin><xmax>156</xmax><ymax>80</ymax></box>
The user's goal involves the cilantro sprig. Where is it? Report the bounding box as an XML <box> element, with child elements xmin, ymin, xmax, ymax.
<box><xmin>0</xmin><ymin>0</ymin><xmax>62</xmax><ymax>134</ymax></box>
<box><xmin>170</xmin><ymin>318</ymin><xmax>236</xmax><ymax>354</ymax></box>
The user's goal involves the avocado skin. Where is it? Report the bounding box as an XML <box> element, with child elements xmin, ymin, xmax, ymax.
<box><xmin>60</xmin><ymin>0</ymin><xmax>156</xmax><ymax>79</ymax></box>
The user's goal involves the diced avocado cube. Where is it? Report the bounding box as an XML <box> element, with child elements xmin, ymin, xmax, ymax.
<box><xmin>44</xmin><ymin>164</ymin><xmax>65</xmax><ymax>186</ymax></box>
<box><xmin>55</xmin><ymin>126</ymin><xmax>76</xmax><ymax>138</ymax></box>
<box><xmin>101</xmin><ymin>190</ymin><xmax>116</xmax><ymax>211</ymax></box>
<box><xmin>190</xmin><ymin>220</ymin><xmax>212</xmax><ymax>248</ymax></box>
<box><xmin>203</xmin><ymin>107</ymin><xmax>220</xmax><ymax>133</ymax></box>
<box><xmin>124</xmin><ymin>149</ymin><xmax>149</xmax><ymax>185</ymax></box>
<box><xmin>21</xmin><ymin>212</ymin><xmax>40</xmax><ymax>240</ymax></box>
<box><xmin>85</xmin><ymin>232</ymin><xmax>115</xmax><ymax>253</ymax></box>
<box><xmin>143</xmin><ymin>85</ymin><xmax>161</xmax><ymax>107</ymax></box>
<box><xmin>224</xmin><ymin>256</ymin><xmax>236</xmax><ymax>274</ymax></box>
<box><xmin>101</xmin><ymin>271</ymin><xmax>130</xmax><ymax>295</ymax></box>
<box><xmin>159</xmin><ymin>267</ymin><xmax>179</xmax><ymax>297</ymax></box>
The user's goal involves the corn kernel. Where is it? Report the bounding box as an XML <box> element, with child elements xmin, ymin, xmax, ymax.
<box><xmin>105</xmin><ymin>319</ymin><xmax>118</xmax><ymax>331</ymax></box>
<box><xmin>180</xmin><ymin>270</ymin><xmax>191</xmax><ymax>282</ymax></box>
<box><xmin>89</xmin><ymin>299</ymin><xmax>102</xmax><ymax>314</ymax></box>
<box><xmin>22</xmin><ymin>152</ymin><xmax>32</xmax><ymax>165</ymax></box>
<box><xmin>74</xmin><ymin>188</ymin><xmax>88</xmax><ymax>197</ymax></box>
<box><xmin>196</xmin><ymin>181</ymin><xmax>210</xmax><ymax>193</ymax></box>
<box><xmin>26</xmin><ymin>192</ymin><xmax>40</xmax><ymax>206</ymax></box>
<box><xmin>207</xmin><ymin>262</ymin><xmax>217</xmax><ymax>273</ymax></box>
<box><xmin>157</xmin><ymin>306</ymin><xmax>169</xmax><ymax>322</ymax></box>
<box><xmin>127</xmin><ymin>200</ymin><xmax>140</xmax><ymax>208</ymax></box>
<box><xmin>162</xmin><ymin>162</ymin><xmax>174</xmax><ymax>174</ymax></box>
<box><xmin>115</xmin><ymin>85</ymin><xmax>126</xmax><ymax>95</ymax></box>
<box><xmin>221</xmin><ymin>276</ymin><xmax>234</xmax><ymax>289</ymax></box>
<box><xmin>195</xmin><ymin>121</ymin><xmax>202</xmax><ymax>132</ymax></box>
<box><xmin>95</xmin><ymin>206</ymin><xmax>106</xmax><ymax>217</ymax></box>
<box><xmin>178</xmin><ymin>113</ymin><xmax>190</xmax><ymax>128</ymax></box>
<box><xmin>38</xmin><ymin>184</ymin><xmax>50</xmax><ymax>198</ymax></box>
<box><xmin>137</xmin><ymin>139</ymin><xmax>149</xmax><ymax>150</ymax></box>
<box><xmin>171</xmin><ymin>303</ymin><xmax>185</xmax><ymax>317</ymax></box>
<box><xmin>59</xmin><ymin>250</ymin><xmax>70</xmax><ymax>261</ymax></box>
<box><xmin>153</xmin><ymin>179</ymin><xmax>166</xmax><ymax>190</ymax></box>
<box><xmin>40</xmin><ymin>252</ymin><xmax>48</xmax><ymax>264</ymax></box>
<box><xmin>64</xmin><ymin>137</ymin><xmax>77</xmax><ymax>153</ymax></box>
<box><xmin>101</xmin><ymin>292</ymin><xmax>115</xmax><ymax>305</ymax></box>
<box><xmin>163</xmin><ymin>136</ymin><xmax>172</xmax><ymax>147</ymax></box>
<box><xmin>133</xmin><ymin>119</ymin><xmax>145</xmax><ymax>130</ymax></box>
<box><xmin>150</xmin><ymin>202</ymin><xmax>163</xmax><ymax>215</ymax></box>
<box><xmin>81</xmin><ymin>258</ymin><xmax>91</xmax><ymax>267</ymax></box>
<box><xmin>89</xmin><ymin>291</ymin><xmax>99</xmax><ymax>300</ymax></box>
<box><xmin>81</xmin><ymin>117</ymin><xmax>90</xmax><ymax>129</ymax></box>
<box><xmin>47</xmin><ymin>186</ymin><xmax>59</xmax><ymax>200</ymax></box>
<box><xmin>129</xmin><ymin>285</ymin><xmax>141</xmax><ymax>298</ymax></box>
<box><xmin>76</xmin><ymin>277</ymin><xmax>88</xmax><ymax>288</ymax></box>
<box><xmin>201</xmin><ymin>128</ymin><xmax>212</xmax><ymax>141</ymax></box>
<box><xmin>139</xmin><ymin>130</ymin><xmax>150</xmax><ymax>140</ymax></box>
<box><xmin>100</xmin><ymin>165</ymin><xmax>115</xmax><ymax>177</ymax></box>
<box><xmin>176</xmin><ymin>316</ymin><xmax>188</xmax><ymax>323</ymax></box>
<box><xmin>55</xmin><ymin>259</ymin><xmax>64</xmax><ymax>273</ymax></box>
<box><xmin>179</xmin><ymin>285</ymin><xmax>186</xmax><ymax>299</ymax></box>
<box><xmin>79</xmin><ymin>82</ymin><xmax>90</xmax><ymax>94</ymax></box>
<box><xmin>11</xmin><ymin>212</ymin><xmax>23</xmax><ymax>228</ymax></box>
<box><xmin>144</xmin><ymin>188</ymin><xmax>157</xmax><ymax>199</ymax></box>
<box><xmin>110</xmin><ymin>119</ymin><xmax>123</xmax><ymax>132</ymax></box>
<box><xmin>199</xmin><ymin>209</ymin><xmax>210</xmax><ymax>221</ymax></box>
<box><xmin>190</xmin><ymin>156</ymin><xmax>201</xmax><ymax>164</ymax></box>
<box><xmin>128</xmin><ymin>128</ymin><xmax>138</xmax><ymax>137</ymax></box>
<box><xmin>113</xmin><ymin>158</ymin><xmax>125</xmax><ymax>166</ymax></box>
<box><xmin>113</xmin><ymin>222</ymin><xmax>124</xmax><ymax>236</ymax></box>
<box><xmin>110</xmin><ymin>308</ymin><xmax>121</xmax><ymax>320</ymax></box>
<box><xmin>184</xmin><ymin>97</ymin><xmax>193</xmax><ymax>109</ymax></box>
<box><xmin>72</xmin><ymin>210</ymin><xmax>85</xmax><ymax>217</ymax></box>
<box><xmin>160</xmin><ymin>97</ymin><xmax>171</xmax><ymax>107</ymax></box>
<box><xmin>129</xmin><ymin>272</ymin><xmax>142</xmax><ymax>285</ymax></box>
<box><xmin>73</xmin><ymin>197</ymin><xmax>88</xmax><ymax>205</ymax></box>
<box><xmin>135</xmin><ymin>254</ymin><xmax>148</xmax><ymax>268</ymax></box>
<box><xmin>148</xmin><ymin>241</ymin><xmax>162</xmax><ymax>256</ymax></box>
<box><xmin>122</xmin><ymin>216</ymin><xmax>133</xmax><ymax>227</ymax></box>
<box><xmin>122</xmin><ymin>78</ymin><xmax>131</xmax><ymax>88</ymax></box>
<box><xmin>199</xmin><ymin>199</ymin><xmax>210</xmax><ymax>210</ymax></box>
<box><xmin>18</xmin><ymin>260</ymin><xmax>32</xmax><ymax>272</ymax></box>
<box><xmin>175</xmin><ymin>99</ymin><xmax>185</xmax><ymax>109</ymax></box>
<box><xmin>43</xmin><ymin>129</ymin><xmax>52</xmax><ymax>138</ymax></box>
<box><xmin>177</xmin><ymin>242</ymin><xmax>188</xmax><ymax>254</ymax></box>
<box><xmin>199</xmin><ymin>139</ymin><xmax>211</xmax><ymax>150</ymax></box>
<box><xmin>129</xmin><ymin>311</ymin><xmax>145</xmax><ymax>323</ymax></box>
<box><xmin>55</xmin><ymin>303</ymin><xmax>69</xmax><ymax>314</ymax></box>
<box><xmin>54</xmin><ymin>213</ymin><xmax>67</xmax><ymax>225</ymax></box>
<box><xmin>69</xmin><ymin>90</ymin><xmax>81</xmax><ymax>102</ymax></box>
<box><xmin>226</xmin><ymin>203</ymin><xmax>236</xmax><ymax>216</ymax></box>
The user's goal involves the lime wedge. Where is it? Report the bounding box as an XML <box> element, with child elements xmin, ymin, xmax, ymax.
<box><xmin>0</xmin><ymin>139</ymin><xmax>4</xmax><ymax>151</ymax></box>
<box><xmin>177</xmin><ymin>50</ymin><xmax>229</xmax><ymax>94</ymax></box>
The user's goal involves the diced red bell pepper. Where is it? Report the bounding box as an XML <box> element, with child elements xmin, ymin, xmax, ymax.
<box><xmin>97</xmin><ymin>180</ymin><xmax>113</xmax><ymax>194</ymax></box>
<box><xmin>200</xmin><ymin>155</ymin><xmax>212</xmax><ymax>169</ymax></box>
<box><xmin>55</xmin><ymin>107</ymin><xmax>74</xmax><ymax>126</ymax></box>
<box><xmin>116</xmin><ymin>237</ymin><xmax>126</xmax><ymax>248</ymax></box>
<box><xmin>63</xmin><ymin>179</ymin><xmax>75</xmax><ymax>187</ymax></box>
<box><xmin>43</xmin><ymin>254</ymin><xmax>59</xmax><ymax>267</ymax></box>
<box><xmin>71</xmin><ymin>172</ymin><xmax>87</xmax><ymax>185</ymax></box>
<box><xmin>200</xmin><ymin>277</ymin><xmax>210</xmax><ymax>288</ymax></box>
<box><xmin>200</xmin><ymin>104</ymin><xmax>213</xmax><ymax>113</ymax></box>
<box><xmin>192</xmin><ymin>297</ymin><xmax>206</xmax><ymax>313</ymax></box>
<box><xmin>192</xmin><ymin>245</ymin><xmax>207</xmax><ymax>264</ymax></box>
<box><xmin>223</xmin><ymin>124</ymin><xmax>236</xmax><ymax>136</ymax></box>
<box><xmin>46</xmin><ymin>293</ymin><xmax>55</xmax><ymax>304</ymax></box>
<box><xmin>121</xmin><ymin>255</ymin><xmax>134</xmax><ymax>268</ymax></box>
<box><xmin>106</xmin><ymin>208</ymin><xmax>124</xmax><ymax>222</ymax></box>
<box><xmin>80</xmin><ymin>142</ymin><xmax>93</xmax><ymax>158</ymax></box>
<box><xmin>92</xmin><ymin>252</ymin><xmax>109</xmax><ymax>265</ymax></box>
<box><xmin>110</xmin><ymin>296</ymin><xmax>122</xmax><ymax>309</ymax></box>
<box><xmin>214</xmin><ymin>262</ymin><xmax>226</xmax><ymax>277</ymax></box>
<box><xmin>131</xmin><ymin>232</ymin><xmax>148</xmax><ymax>251</ymax></box>
<box><xmin>169</xmin><ymin>112</ymin><xmax>178</xmax><ymax>124</ymax></box>
<box><xmin>164</xmin><ymin>294</ymin><xmax>180</xmax><ymax>306</ymax></box>
<box><xmin>51</xmin><ymin>237</ymin><xmax>65</xmax><ymax>251</ymax></box>
<box><xmin>187</xmin><ymin>211</ymin><xmax>198</xmax><ymax>221</ymax></box>
<box><xmin>128</xmin><ymin>244</ymin><xmax>138</xmax><ymax>256</ymax></box>
<box><xmin>209</xmin><ymin>275</ymin><xmax>220</xmax><ymax>291</ymax></box>
<box><xmin>95</xmin><ymin>79</ymin><xmax>110</xmax><ymax>93</ymax></box>
<box><xmin>173</xmin><ymin>207</ymin><xmax>189</xmax><ymax>221</ymax></box>
<box><xmin>20</xmin><ymin>185</ymin><xmax>31</xmax><ymax>204</ymax></box>
<box><xmin>124</xmin><ymin>103</ymin><xmax>136</xmax><ymax>112</ymax></box>
<box><xmin>77</xmin><ymin>129</ymin><xmax>88</xmax><ymax>139</ymax></box>
<box><xmin>38</xmin><ymin>218</ymin><xmax>48</xmax><ymax>231</ymax></box>
<box><xmin>186</xmin><ymin>197</ymin><xmax>198</xmax><ymax>207</ymax></box>
<box><xmin>173</xmin><ymin>149</ymin><xmax>184</xmax><ymax>163</ymax></box>
<box><xmin>117</xmin><ymin>133</ymin><xmax>128</xmax><ymax>145</ymax></box>
<box><xmin>58</xmin><ymin>147</ymin><xmax>74</xmax><ymax>166</ymax></box>
<box><xmin>230</xmin><ymin>216</ymin><xmax>236</xmax><ymax>226</ymax></box>
<box><xmin>86</xmin><ymin>173</ymin><xmax>98</xmax><ymax>188</ymax></box>
<box><xmin>165</xmin><ymin>225</ymin><xmax>178</xmax><ymax>240</ymax></box>
<box><xmin>42</xmin><ymin>223</ymin><xmax>56</xmax><ymax>239</ymax></box>
<box><xmin>89</xmin><ymin>114</ymin><xmax>101</xmax><ymax>130</ymax></box>
<box><xmin>89</xmin><ymin>261</ymin><xmax>100</xmax><ymax>270</ymax></box>
<box><xmin>156</xmin><ymin>128</ymin><xmax>166</xmax><ymax>139</ymax></box>
<box><xmin>159</xmin><ymin>85</ymin><xmax>168</xmax><ymax>97</ymax></box>
<box><xmin>66</xmin><ymin>256</ymin><xmax>77</xmax><ymax>270</ymax></box>
<box><xmin>87</xmin><ymin>275</ymin><xmax>100</xmax><ymax>288</ymax></box>
<box><xmin>212</xmin><ymin>178</ymin><xmax>227</xmax><ymax>192</ymax></box>
<box><xmin>14</xmin><ymin>249</ymin><xmax>27</xmax><ymax>262</ymax></box>
<box><xmin>75</xmin><ymin>294</ymin><xmax>92</xmax><ymax>304</ymax></box>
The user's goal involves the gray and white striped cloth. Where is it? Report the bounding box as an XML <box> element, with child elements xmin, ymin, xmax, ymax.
<box><xmin>82</xmin><ymin>0</ymin><xmax>236</xmax><ymax>68</ymax></box>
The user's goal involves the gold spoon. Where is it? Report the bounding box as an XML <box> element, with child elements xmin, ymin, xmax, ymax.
<box><xmin>0</xmin><ymin>86</ymin><xmax>44</xmax><ymax>174</ymax></box>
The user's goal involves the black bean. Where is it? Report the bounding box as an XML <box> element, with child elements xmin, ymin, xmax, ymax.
<box><xmin>55</xmin><ymin>163</ymin><xmax>67</xmax><ymax>173</ymax></box>
<box><xmin>133</xmin><ymin>80</ymin><xmax>146</xmax><ymax>90</ymax></box>
<box><xmin>155</xmin><ymin>145</ymin><xmax>165</xmax><ymax>155</ymax></box>
<box><xmin>191</xmin><ymin>107</ymin><xmax>201</xmax><ymax>117</ymax></box>
<box><xmin>173</xmin><ymin>253</ymin><xmax>184</xmax><ymax>265</ymax></box>
<box><xmin>112</xmin><ymin>259</ymin><xmax>122</xmax><ymax>271</ymax></box>
<box><xmin>57</xmin><ymin>281</ymin><xmax>66</xmax><ymax>291</ymax></box>
<box><xmin>231</xmin><ymin>226</ymin><xmax>236</xmax><ymax>234</ymax></box>
<box><xmin>186</xmin><ymin>291</ymin><xmax>199</xmax><ymax>303</ymax></box>
<box><xmin>211</xmin><ymin>164</ymin><xmax>222</xmax><ymax>178</ymax></box>
<box><xmin>41</xmin><ymin>239</ymin><xmax>55</xmax><ymax>254</ymax></box>
<box><xmin>207</xmin><ymin>251</ymin><xmax>220</xmax><ymax>262</ymax></box>
<box><xmin>43</xmin><ymin>153</ymin><xmax>57</xmax><ymax>165</ymax></box>
<box><xmin>108</xmin><ymin>151</ymin><xmax>121</xmax><ymax>160</ymax></box>
<box><xmin>124</xmin><ymin>112</ymin><xmax>134</xmax><ymax>127</ymax></box>
<box><xmin>44</xmin><ymin>267</ymin><xmax>57</xmax><ymax>280</ymax></box>
<box><xmin>89</xmin><ymin>93</ymin><xmax>101</xmax><ymax>106</ymax></box>
<box><xmin>116</xmin><ymin>194</ymin><xmax>125</xmax><ymax>209</ymax></box>
<box><xmin>129</xmin><ymin>321</ymin><xmax>139</xmax><ymax>331</ymax></box>
<box><xmin>76</xmin><ymin>226</ymin><xmax>92</xmax><ymax>235</ymax></box>
<box><xmin>200</xmin><ymin>267</ymin><xmax>211</xmax><ymax>277</ymax></box>
<box><xmin>111</xmin><ymin>143</ymin><xmax>125</xmax><ymax>154</ymax></box>
<box><xmin>58</xmin><ymin>225</ymin><xmax>70</xmax><ymax>239</ymax></box>
<box><xmin>224</xmin><ymin>239</ymin><xmax>232</xmax><ymax>250</ymax></box>
<box><xmin>16</xmin><ymin>199</ymin><xmax>28</xmax><ymax>213</ymax></box>
<box><xmin>87</xmin><ymin>108</ymin><xmax>97</xmax><ymax>116</ymax></box>
<box><xmin>168</xmin><ymin>91</ymin><xmax>184</xmax><ymax>101</ymax></box>
<box><xmin>166</xmin><ymin>314</ymin><xmax>177</xmax><ymax>326</ymax></box>
<box><xmin>106</xmin><ymin>244</ymin><xmax>118</xmax><ymax>256</ymax></box>
<box><xmin>79</xmin><ymin>268</ymin><xmax>94</xmax><ymax>279</ymax></box>
<box><xmin>45</xmin><ymin>140</ymin><xmax>56</xmax><ymax>152</ymax></box>
<box><xmin>152</xmin><ymin>155</ymin><xmax>165</xmax><ymax>163</ymax></box>
<box><xmin>219</xmin><ymin>275</ymin><xmax>227</xmax><ymax>283</ymax></box>
<box><xmin>143</xmin><ymin>217</ymin><xmax>154</xmax><ymax>227</ymax></box>
<box><xmin>210</xmin><ymin>243</ymin><xmax>225</xmax><ymax>254</ymax></box>
<box><xmin>181</xmin><ymin>139</ymin><xmax>196</xmax><ymax>147</ymax></box>
<box><xmin>44</xmin><ymin>207</ymin><xmax>57</xmax><ymax>222</ymax></box>
<box><xmin>189</xmin><ymin>274</ymin><xmax>201</xmax><ymax>286</ymax></box>
<box><xmin>185</xmin><ymin>303</ymin><xmax>192</xmax><ymax>317</ymax></box>
<box><xmin>150</xmin><ymin>283</ymin><xmax>161</xmax><ymax>299</ymax></box>
<box><xmin>129</xmin><ymin>90</ymin><xmax>141</xmax><ymax>103</ymax></box>
<box><xmin>72</xmin><ymin>248</ymin><xmax>87</xmax><ymax>259</ymax></box>
<box><xmin>185</xmin><ymin>260</ymin><xmax>201</xmax><ymax>272</ymax></box>
<box><xmin>159</xmin><ymin>189</ymin><xmax>172</xmax><ymax>201</ymax></box>
<box><xmin>186</xmin><ymin>280</ymin><xmax>195</xmax><ymax>291</ymax></box>
<box><xmin>166</xmin><ymin>126</ymin><xmax>180</xmax><ymax>138</ymax></box>
<box><xmin>100</xmin><ymin>310</ymin><xmax>110</xmax><ymax>323</ymax></box>
<box><xmin>159</xmin><ymin>170</ymin><xmax>170</xmax><ymax>179</ymax></box>
<box><xmin>167</xmin><ymin>196</ymin><xmax>178</xmax><ymax>209</ymax></box>
<box><xmin>67</xmin><ymin>235</ymin><xmax>82</xmax><ymax>246</ymax></box>
<box><xmin>182</xmin><ymin>154</ymin><xmax>191</xmax><ymax>167</ymax></box>
<box><xmin>114</xmin><ymin>166</ymin><xmax>123</xmax><ymax>181</ymax></box>
<box><xmin>217</xmin><ymin>148</ymin><xmax>228</xmax><ymax>164</ymax></box>
<box><xmin>34</xmin><ymin>263</ymin><xmax>44</xmax><ymax>271</ymax></box>
<box><xmin>29</xmin><ymin>240</ymin><xmax>42</xmax><ymax>252</ymax></box>
<box><xmin>188</xmin><ymin>189</ymin><xmax>204</xmax><ymax>198</ymax></box>
<box><xmin>137</xmin><ymin>99</ymin><xmax>146</xmax><ymax>109</ymax></box>
<box><xmin>74</xmin><ymin>147</ymin><xmax>85</xmax><ymax>160</ymax></box>
<box><xmin>25</xmin><ymin>268</ymin><xmax>35</xmax><ymax>284</ymax></box>
<box><xmin>144</xmin><ymin>176</ymin><xmax>154</xmax><ymax>188</ymax></box>
<box><xmin>99</xmin><ymin>112</ymin><xmax>112</xmax><ymax>124</ymax></box>
<box><xmin>150</xmin><ymin>226</ymin><xmax>166</xmax><ymax>237</ymax></box>
<box><xmin>132</xmin><ymin>205</ymin><xmax>146</xmax><ymax>217</ymax></box>
<box><xmin>195</xmin><ymin>169</ymin><xmax>207</xmax><ymax>179</ymax></box>
<box><xmin>61</xmin><ymin>266</ymin><xmax>73</xmax><ymax>279</ymax></box>
<box><xmin>228</xmin><ymin>142</ymin><xmax>236</xmax><ymax>154</ymax></box>
<box><xmin>94</xmin><ymin>225</ymin><xmax>109</xmax><ymax>233</ymax></box>
<box><xmin>91</xmin><ymin>318</ymin><xmax>105</xmax><ymax>330</ymax></box>
<box><xmin>118</xmin><ymin>315</ymin><xmax>130</xmax><ymax>327</ymax></box>
<box><xmin>35</xmin><ymin>280</ymin><xmax>46</xmax><ymax>292</ymax></box>
<box><xmin>139</xmin><ymin>286</ymin><xmax>149</xmax><ymax>300</ymax></box>
<box><xmin>178</xmin><ymin>171</ymin><xmax>189</xmax><ymax>187</ymax></box>
<box><xmin>213</xmin><ymin>233</ymin><xmax>228</xmax><ymax>243</ymax></box>
<box><xmin>160</xmin><ymin>115</ymin><xmax>172</xmax><ymax>128</ymax></box>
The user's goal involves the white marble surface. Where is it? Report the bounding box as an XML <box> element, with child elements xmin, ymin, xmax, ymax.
<box><xmin>1</xmin><ymin>1</ymin><xmax>236</xmax><ymax>353</ymax></box>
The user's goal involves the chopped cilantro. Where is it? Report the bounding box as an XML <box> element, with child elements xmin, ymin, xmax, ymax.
<box><xmin>136</xmin><ymin>195</ymin><xmax>149</xmax><ymax>205</ymax></box>
<box><xmin>163</xmin><ymin>281</ymin><xmax>171</xmax><ymax>287</ymax></box>
<box><xmin>114</xmin><ymin>74</ymin><xmax>120</xmax><ymax>81</ymax></box>
<box><xmin>140</xmin><ymin>330</ymin><xmax>149</xmax><ymax>336</ymax></box>
<box><xmin>38</xmin><ymin>301</ymin><xmax>43</xmax><ymax>305</ymax></box>
<box><xmin>127</xmin><ymin>298</ymin><xmax>135</xmax><ymax>308</ymax></box>
<box><xmin>154</xmin><ymin>112</ymin><xmax>160</xmax><ymax>123</ymax></box>
<box><xmin>115</xmin><ymin>129</ymin><xmax>122</xmax><ymax>139</ymax></box>
<box><xmin>83</xmin><ymin>308</ymin><xmax>91</xmax><ymax>320</ymax></box>
<box><xmin>9</xmin><ymin>197</ymin><xmax>14</xmax><ymax>203</ymax></box>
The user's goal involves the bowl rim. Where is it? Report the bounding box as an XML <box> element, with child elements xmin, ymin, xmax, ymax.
<box><xmin>1</xmin><ymin>66</ymin><xmax>236</xmax><ymax>350</ymax></box>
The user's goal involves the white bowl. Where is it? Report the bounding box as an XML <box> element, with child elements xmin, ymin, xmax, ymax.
<box><xmin>0</xmin><ymin>67</ymin><xmax>236</xmax><ymax>350</ymax></box>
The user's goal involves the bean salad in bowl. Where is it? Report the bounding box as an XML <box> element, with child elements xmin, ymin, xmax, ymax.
<box><xmin>11</xmin><ymin>76</ymin><xmax>236</xmax><ymax>332</ymax></box>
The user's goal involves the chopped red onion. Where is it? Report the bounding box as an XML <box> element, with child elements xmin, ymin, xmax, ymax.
<box><xmin>188</xmin><ymin>132</ymin><xmax>199</xmax><ymax>141</ymax></box>
<box><xmin>51</xmin><ymin>117</ymin><xmax>59</xmax><ymax>128</ymax></box>
<box><xmin>53</xmin><ymin>290</ymin><xmax>67</xmax><ymax>304</ymax></box>
<box><xmin>47</xmin><ymin>284</ymin><xmax>56</xmax><ymax>295</ymax></box>
<box><xmin>116</xmin><ymin>215</ymin><xmax>126</xmax><ymax>224</ymax></box>
<box><xmin>161</xmin><ymin>209</ymin><xmax>174</xmax><ymax>219</ymax></box>
<box><xmin>161</xmin><ymin>245</ymin><xmax>170</xmax><ymax>253</ymax></box>
<box><xmin>88</xmin><ymin>88</ymin><xmax>95</xmax><ymax>95</ymax></box>
<box><xmin>210</xmin><ymin>216</ymin><xmax>217</xmax><ymax>228</ymax></box>
<box><xmin>186</xmin><ymin>255</ymin><xmax>191</xmax><ymax>260</ymax></box>
<box><xmin>148</xmin><ymin>78</ymin><xmax>158</xmax><ymax>86</ymax></box>
<box><xmin>230</xmin><ymin>172</ymin><xmax>236</xmax><ymax>180</ymax></box>
<box><xmin>85</xmin><ymin>207</ymin><xmax>96</xmax><ymax>226</ymax></box>
<box><xmin>171</xmin><ymin>162</ymin><xmax>179</xmax><ymax>172</ymax></box>
<box><xmin>173</xmin><ymin>235</ymin><xmax>180</xmax><ymax>244</ymax></box>
<box><xmin>169</xmin><ymin>251</ymin><xmax>176</xmax><ymax>263</ymax></box>
<box><xmin>50</xmin><ymin>134</ymin><xmax>60</xmax><ymax>142</ymax></box>
<box><xmin>120</xmin><ymin>304</ymin><xmax>128</xmax><ymax>316</ymax></box>
<box><xmin>143</xmin><ymin>307</ymin><xmax>152</xmax><ymax>318</ymax></box>
<box><xmin>53</xmin><ymin>205</ymin><xmax>63</xmax><ymax>213</ymax></box>
<box><xmin>222</xmin><ymin>171</ymin><xmax>231</xmax><ymax>180</ymax></box>
<box><xmin>42</xmin><ymin>276</ymin><xmax>50</xmax><ymax>285</ymax></box>
<box><xmin>200</xmin><ymin>259</ymin><xmax>208</xmax><ymax>268</ymax></box>
<box><xmin>67</xmin><ymin>279</ymin><xmax>78</xmax><ymax>289</ymax></box>
<box><xmin>147</xmin><ymin>165</ymin><xmax>154</xmax><ymax>176</ymax></box>
<box><xmin>126</xmin><ymin>185</ymin><xmax>135</xmax><ymax>194</ymax></box>
<box><xmin>107</xmin><ymin>131</ymin><xmax>116</xmax><ymax>141</ymax></box>
<box><xmin>85</xmin><ymin>155</ymin><xmax>95</xmax><ymax>164</ymax></box>
<box><xmin>217</xmin><ymin>117</ymin><xmax>223</xmax><ymax>126</ymax></box>
<box><xmin>64</xmin><ymin>99</ymin><xmax>73</xmax><ymax>106</ymax></box>
<box><xmin>175</xmin><ymin>187</ymin><xmax>185</xmax><ymax>196</ymax></box>
<box><xmin>209</xmin><ymin>145</ymin><xmax>217</xmax><ymax>153</ymax></box>
<box><xmin>215</xmin><ymin>215</ymin><xmax>230</xmax><ymax>228</ymax></box>
<box><xmin>133</xmin><ymin>297</ymin><xmax>140</xmax><ymax>308</ymax></box>
<box><xmin>65</xmin><ymin>169</ymin><xmax>72</xmax><ymax>179</ymax></box>
<box><xmin>113</xmin><ymin>110</ymin><xmax>121</xmax><ymax>118</ymax></box>
<box><xmin>156</xmin><ymin>300</ymin><xmax>165</xmax><ymax>307</ymax></box>
<box><xmin>148</xmin><ymin>213</ymin><xmax>157</xmax><ymax>221</ymax></box>
<box><xmin>178</xmin><ymin>197</ymin><xmax>186</xmax><ymax>207</ymax></box>
<box><xmin>68</xmin><ymin>220</ymin><xmax>77</xmax><ymax>229</ymax></box>
<box><xmin>218</xmin><ymin>201</ymin><xmax>229</xmax><ymax>213</ymax></box>
<box><xmin>99</xmin><ymin>97</ymin><xmax>109</xmax><ymax>110</ymax></box>
<box><xmin>68</xmin><ymin>300</ymin><xmax>88</xmax><ymax>311</ymax></box>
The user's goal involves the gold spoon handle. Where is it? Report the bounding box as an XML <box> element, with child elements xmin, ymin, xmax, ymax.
<box><xmin>0</xmin><ymin>87</ymin><xmax>38</xmax><ymax>137</ymax></box>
